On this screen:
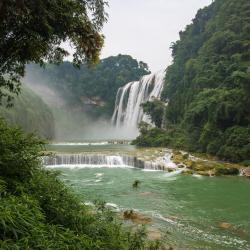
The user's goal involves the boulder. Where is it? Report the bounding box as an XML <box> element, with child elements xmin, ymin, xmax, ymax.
<box><xmin>242</xmin><ymin>167</ymin><xmax>250</xmax><ymax>177</ymax></box>
<box><xmin>123</xmin><ymin>210</ymin><xmax>152</xmax><ymax>224</ymax></box>
<box><xmin>219</xmin><ymin>222</ymin><xmax>232</xmax><ymax>229</ymax></box>
<box><xmin>177</xmin><ymin>163</ymin><xmax>186</xmax><ymax>168</ymax></box>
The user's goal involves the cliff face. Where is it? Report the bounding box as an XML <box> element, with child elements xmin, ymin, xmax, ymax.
<box><xmin>0</xmin><ymin>86</ymin><xmax>55</xmax><ymax>140</ymax></box>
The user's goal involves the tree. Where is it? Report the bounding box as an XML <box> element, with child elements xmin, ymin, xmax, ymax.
<box><xmin>0</xmin><ymin>0</ymin><xmax>107</xmax><ymax>105</ymax></box>
<box><xmin>25</xmin><ymin>55</ymin><xmax>150</xmax><ymax>117</ymax></box>
<box><xmin>142</xmin><ymin>99</ymin><xmax>165</xmax><ymax>128</ymax></box>
<box><xmin>135</xmin><ymin>0</ymin><xmax>250</xmax><ymax>163</ymax></box>
<box><xmin>0</xmin><ymin>118</ymin><xmax>159</xmax><ymax>249</ymax></box>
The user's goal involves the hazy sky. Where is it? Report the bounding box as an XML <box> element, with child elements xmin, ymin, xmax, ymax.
<box><xmin>65</xmin><ymin>0</ymin><xmax>213</xmax><ymax>72</ymax></box>
<box><xmin>102</xmin><ymin>0</ymin><xmax>212</xmax><ymax>71</ymax></box>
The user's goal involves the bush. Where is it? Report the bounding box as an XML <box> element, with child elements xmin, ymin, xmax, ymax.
<box><xmin>0</xmin><ymin>119</ymin><xmax>159</xmax><ymax>249</ymax></box>
<box><xmin>218</xmin><ymin>126</ymin><xmax>250</xmax><ymax>162</ymax></box>
<box><xmin>215</xmin><ymin>167</ymin><xmax>240</xmax><ymax>176</ymax></box>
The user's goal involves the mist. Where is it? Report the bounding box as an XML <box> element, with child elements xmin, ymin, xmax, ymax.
<box><xmin>23</xmin><ymin>73</ymin><xmax>137</xmax><ymax>142</ymax></box>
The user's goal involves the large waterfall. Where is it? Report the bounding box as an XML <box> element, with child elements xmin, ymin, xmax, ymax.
<box><xmin>111</xmin><ymin>70</ymin><xmax>165</xmax><ymax>136</ymax></box>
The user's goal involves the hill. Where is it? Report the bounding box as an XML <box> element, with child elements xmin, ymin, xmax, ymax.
<box><xmin>134</xmin><ymin>0</ymin><xmax>250</xmax><ymax>164</ymax></box>
<box><xmin>0</xmin><ymin>86</ymin><xmax>55</xmax><ymax>139</ymax></box>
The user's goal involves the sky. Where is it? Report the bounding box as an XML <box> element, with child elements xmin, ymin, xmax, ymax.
<box><xmin>65</xmin><ymin>0</ymin><xmax>213</xmax><ymax>72</ymax></box>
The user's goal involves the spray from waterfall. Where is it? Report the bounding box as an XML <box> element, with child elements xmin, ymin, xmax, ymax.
<box><xmin>111</xmin><ymin>70</ymin><xmax>165</xmax><ymax>138</ymax></box>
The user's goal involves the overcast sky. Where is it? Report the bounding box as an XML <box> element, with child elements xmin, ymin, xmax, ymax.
<box><xmin>64</xmin><ymin>0</ymin><xmax>212</xmax><ymax>72</ymax></box>
<box><xmin>101</xmin><ymin>0</ymin><xmax>212</xmax><ymax>72</ymax></box>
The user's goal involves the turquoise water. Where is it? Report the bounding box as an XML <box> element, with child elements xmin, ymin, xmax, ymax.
<box><xmin>46</xmin><ymin>143</ymin><xmax>250</xmax><ymax>249</ymax></box>
<box><xmin>51</xmin><ymin>166</ymin><xmax>250</xmax><ymax>250</ymax></box>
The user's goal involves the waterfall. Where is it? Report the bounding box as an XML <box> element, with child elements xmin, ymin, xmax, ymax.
<box><xmin>42</xmin><ymin>154</ymin><xmax>168</xmax><ymax>170</ymax></box>
<box><xmin>111</xmin><ymin>70</ymin><xmax>165</xmax><ymax>134</ymax></box>
<box><xmin>43</xmin><ymin>154</ymin><xmax>127</xmax><ymax>166</ymax></box>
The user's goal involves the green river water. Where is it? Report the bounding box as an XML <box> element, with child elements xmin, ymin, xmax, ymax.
<box><xmin>46</xmin><ymin>143</ymin><xmax>250</xmax><ymax>250</ymax></box>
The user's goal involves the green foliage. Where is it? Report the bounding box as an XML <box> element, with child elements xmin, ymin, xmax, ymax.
<box><xmin>142</xmin><ymin>100</ymin><xmax>165</xmax><ymax>128</ymax></box>
<box><xmin>0</xmin><ymin>119</ymin><xmax>45</xmax><ymax>186</ymax></box>
<box><xmin>25</xmin><ymin>55</ymin><xmax>150</xmax><ymax>117</ymax></box>
<box><xmin>214</xmin><ymin>167</ymin><xmax>239</xmax><ymax>176</ymax></box>
<box><xmin>0</xmin><ymin>86</ymin><xmax>55</xmax><ymax>139</ymax></box>
<box><xmin>133</xmin><ymin>123</ymin><xmax>187</xmax><ymax>149</ymax></box>
<box><xmin>0</xmin><ymin>119</ymin><xmax>159</xmax><ymax>249</ymax></box>
<box><xmin>136</xmin><ymin>0</ymin><xmax>250</xmax><ymax>163</ymax></box>
<box><xmin>217</xmin><ymin>126</ymin><xmax>250</xmax><ymax>163</ymax></box>
<box><xmin>0</xmin><ymin>0</ymin><xmax>107</xmax><ymax>105</ymax></box>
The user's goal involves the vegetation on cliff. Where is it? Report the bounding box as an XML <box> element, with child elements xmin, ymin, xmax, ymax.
<box><xmin>134</xmin><ymin>0</ymin><xmax>250</xmax><ymax>164</ymax></box>
<box><xmin>25</xmin><ymin>55</ymin><xmax>150</xmax><ymax>117</ymax></box>
<box><xmin>0</xmin><ymin>86</ymin><xmax>55</xmax><ymax>139</ymax></box>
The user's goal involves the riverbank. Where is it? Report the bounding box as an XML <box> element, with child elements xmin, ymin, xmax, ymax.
<box><xmin>170</xmin><ymin>150</ymin><xmax>250</xmax><ymax>177</ymax></box>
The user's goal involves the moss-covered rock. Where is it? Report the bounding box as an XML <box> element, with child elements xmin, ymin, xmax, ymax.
<box><xmin>182</xmin><ymin>169</ymin><xmax>194</xmax><ymax>175</ymax></box>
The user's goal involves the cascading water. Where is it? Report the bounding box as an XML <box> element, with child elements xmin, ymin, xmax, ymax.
<box><xmin>111</xmin><ymin>70</ymin><xmax>165</xmax><ymax>137</ymax></box>
<box><xmin>42</xmin><ymin>153</ymin><xmax>177</xmax><ymax>171</ymax></box>
<box><xmin>43</xmin><ymin>154</ymin><xmax>128</xmax><ymax>167</ymax></box>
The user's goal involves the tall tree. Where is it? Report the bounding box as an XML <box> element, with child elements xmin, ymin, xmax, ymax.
<box><xmin>0</xmin><ymin>0</ymin><xmax>107</xmax><ymax>105</ymax></box>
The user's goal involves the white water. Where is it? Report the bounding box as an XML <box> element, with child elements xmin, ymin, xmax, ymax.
<box><xmin>51</xmin><ymin>142</ymin><xmax>110</xmax><ymax>146</ymax></box>
<box><xmin>111</xmin><ymin>70</ymin><xmax>165</xmax><ymax>137</ymax></box>
<box><xmin>42</xmin><ymin>153</ymin><xmax>178</xmax><ymax>171</ymax></box>
<box><xmin>43</xmin><ymin>154</ymin><xmax>129</xmax><ymax>166</ymax></box>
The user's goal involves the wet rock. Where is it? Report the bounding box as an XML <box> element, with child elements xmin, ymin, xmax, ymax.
<box><xmin>172</xmin><ymin>151</ymin><xmax>183</xmax><ymax>164</ymax></box>
<box><xmin>132</xmin><ymin>180</ymin><xmax>141</xmax><ymax>188</ymax></box>
<box><xmin>177</xmin><ymin>163</ymin><xmax>186</xmax><ymax>168</ymax></box>
<box><xmin>191</xmin><ymin>161</ymin><xmax>216</xmax><ymax>171</ymax></box>
<box><xmin>123</xmin><ymin>210</ymin><xmax>152</xmax><ymax>224</ymax></box>
<box><xmin>182</xmin><ymin>169</ymin><xmax>193</xmax><ymax>175</ymax></box>
<box><xmin>196</xmin><ymin>171</ymin><xmax>210</xmax><ymax>176</ymax></box>
<box><xmin>184</xmin><ymin>160</ymin><xmax>195</xmax><ymax>168</ymax></box>
<box><xmin>242</xmin><ymin>167</ymin><xmax>250</xmax><ymax>177</ymax></box>
<box><xmin>219</xmin><ymin>222</ymin><xmax>232</xmax><ymax>229</ymax></box>
<box><xmin>182</xmin><ymin>153</ymin><xmax>189</xmax><ymax>160</ymax></box>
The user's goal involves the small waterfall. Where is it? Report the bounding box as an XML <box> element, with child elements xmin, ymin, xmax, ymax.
<box><xmin>111</xmin><ymin>70</ymin><xmax>165</xmax><ymax>133</ymax></box>
<box><xmin>43</xmin><ymin>154</ymin><xmax>127</xmax><ymax>166</ymax></box>
<box><xmin>42</xmin><ymin>154</ymin><xmax>168</xmax><ymax>170</ymax></box>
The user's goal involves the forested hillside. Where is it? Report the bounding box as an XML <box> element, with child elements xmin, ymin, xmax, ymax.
<box><xmin>25</xmin><ymin>55</ymin><xmax>150</xmax><ymax>117</ymax></box>
<box><xmin>0</xmin><ymin>86</ymin><xmax>55</xmax><ymax>139</ymax></box>
<box><xmin>134</xmin><ymin>0</ymin><xmax>250</xmax><ymax>163</ymax></box>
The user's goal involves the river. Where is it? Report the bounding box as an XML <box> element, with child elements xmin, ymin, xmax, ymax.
<box><xmin>44</xmin><ymin>141</ymin><xmax>250</xmax><ymax>250</ymax></box>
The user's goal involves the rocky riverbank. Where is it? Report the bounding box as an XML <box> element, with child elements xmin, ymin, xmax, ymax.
<box><xmin>171</xmin><ymin>150</ymin><xmax>249</xmax><ymax>177</ymax></box>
